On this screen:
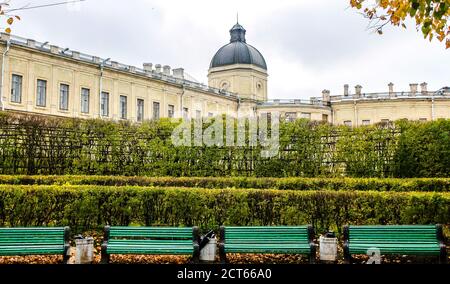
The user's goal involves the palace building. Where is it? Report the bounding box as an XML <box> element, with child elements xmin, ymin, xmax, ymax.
<box><xmin>0</xmin><ymin>23</ymin><xmax>449</xmax><ymax>126</ymax></box>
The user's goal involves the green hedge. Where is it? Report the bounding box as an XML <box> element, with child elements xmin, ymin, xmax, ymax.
<box><xmin>0</xmin><ymin>175</ymin><xmax>449</xmax><ymax>192</ymax></box>
<box><xmin>0</xmin><ymin>185</ymin><xmax>448</xmax><ymax>235</ymax></box>
<box><xmin>3</xmin><ymin>112</ymin><xmax>450</xmax><ymax>178</ymax></box>
<box><xmin>0</xmin><ymin>111</ymin><xmax>394</xmax><ymax>178</ymax></box>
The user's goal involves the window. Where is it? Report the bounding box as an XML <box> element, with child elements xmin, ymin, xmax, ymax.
<box><xmin>183</xmin><ymin>107</ymin><xmax>189</xmax><ymax>120</ymax></box>
<box><xmin>168</xmin><ymin>104</ymin><xmax>175</xmax><ymax>118</ymax></box>
<box><xmin>120</xmin><ymin>95</ymin><xmax>127</xmax><ymax>119</ymax></box>
<box><xmin>208</xmin><ymin>112</ymin><xmax>214</xmax><ymax>118</ymax></box>
<box><xmin>36</xmin><ymin>79</ymin><xmax>47</xmax><ymax>107</ymax></box>
<box><xmin>196</xmin><ymin>110</ymin><xmax>202</xmax><ymax>120</ymax></box>
<box><xmin>381</xmin><ymin>119</ymin><xmax>390</xmax><ymax>123</ymax></box>
<box><xmin>419</xmin><ymin>118</ymin><xmax>427</xmax><ymax>122</ymax></box>
<box><xmin>362</xmin><ymin>120</ymin><xmax>371</xmax><ymax>126</ymax></box>
<box><xmin>101</xmin><ymin>92</ymin><xmax>109</xmax><ymax>117</ymax></box>
<box><xmin>300</xmin><ymin>112</ymin><xmax>311</xmax><ymax>120</ymax></box>
<box><xmin>137</xmin><ymin>99</ymin><xmax>144</xmax><ymax>122</ymax></box>
<box><xmin>221</xmin><ymin>82</ymin><xmax>229</xmax><ymax>91</ymax></box>
<box><xmin>59</xmin><ymin>84</ymin><xmax>69</xmax><ymax>110</ymax></box>
<box><xmin>11</xmin><ymin>74</ymin><xmax>22</xmax><ymax>103</ymax></box>
<box><xmin>322</xmin><ymin>114</ymin><xmax>329</xmax><ymax>122</ymax></box>
<box><xmin>261</xmin><ymin>112</ymin><xmax>271</xmax><ymax>124</ymax></box>
<box><xmin>344</xmin><ymin>120</ymin><xmax>352</xmax><ymax>127</ymax></box>
<box><xmin>81</xmin><ymin>88</ymin><xmax>90</xmax><ymax>114</ymax></box>
<box><xmin>153</xmin><ymin>102</ymin><xmax>160</xmax><ymax>120</ymax></box>
<box><xmin>285</xmin><ymin>112</ymin><xmax>297</xmax><ymax>122</ymax></box>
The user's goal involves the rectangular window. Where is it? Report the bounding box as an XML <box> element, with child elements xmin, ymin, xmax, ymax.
<box><xmin>208</xmin><ymin>112</ymin><xmax>214</xmax><ymax>118</ymax></box>
<box><xmin>285</xmin><ymin>112</ymin><xmax>297</xmax><ymax>122</ymax></box>
<box><xmin>344</xmin><ymin>120</ymin><xmax>352</xmax><ymax>127</ymax></box>
<box><xmin>362</xmin><ymin>120</ymin><xmax>371</xmax><ymax>126</ymax></box>
<box><xmin>101</xmin><ymin>92</ymin><xmax>109</xmax><ymax>117</ymax></box>
<box><xmin>183</xmin><ymin>107</ymin><xmax>189</xmax><ymax>120</ymax></box>
<box><xmin>261</xmin><ymin>112</ymin><xmax>271</xmax><ymax>125</ymax></box>
<box><xmin>153</xmin><ymin>102</ymin><xmax>160</xmax><ymax>120</ymax></box>
<box><xmin>381</xmin><ymin>119</ymin><xmax>390</xmax><ymax>123</ymax></box>
<box><xmin>168</xmin><ymin>104</ymin><xmax>175</xmax><ymax>118</ymax></box>
<box><xmin>59</xmin><ymin>84</ymin><xmax>69</xmax><ymax>110</ymax></box>
<box><xmin>322</xmin><ymin>114</ymin><xmax>329</xmax><ymax>122</ymax></box>
<box><xmin>300</xmin><ymin>112</ymin><xmax>311</xmax><ymax>120</ymax></box>
<box><xmin>419</xmin><ymin>118</ymin><xmax>427</xmax><ymax>121</ymax></box>
<box><xmin>81</xmin><ymin>88</ymin><xmax>90</xmax><ymax>113</ymax></box>
<box><xmin>36</xmin><ymin>79</ymin><xmax>47</xmax><ymax>107</ymax></box>
<box><xmin>196</xmin><ymin>110</ymin><xmax>202</xmax><ymax>120</ymax></box>
<box><xmin>119</xmin><ymin>95</ymin><xmax>127</xmax><ymax>119</ymax></box>
<box><xmin>137</xmin><ymin>99</ymin><xmax>144</xmax><ymax>122</ymax></box>
<box><xmin>11</xmin><ymin>74</ymin><xmax>22</xmax><ymax>103</ymax></box>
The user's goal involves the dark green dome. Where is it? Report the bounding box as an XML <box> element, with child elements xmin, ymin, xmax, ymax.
<box><xmin>210</xmin><ymin>23</ymin><xmax>267</xmax><ymax>70</ymax></box>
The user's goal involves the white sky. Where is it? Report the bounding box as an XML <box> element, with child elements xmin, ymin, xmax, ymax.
<box><xmin>7</xmin><ymin>0</ymin><xmax>450</xmax><ymax>99</ymax></box>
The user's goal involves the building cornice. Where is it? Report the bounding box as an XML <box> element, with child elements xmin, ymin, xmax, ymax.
<box><xmin>0</xmin><ymin>33</ymin><xmax>239</xmax><ymax>102</ymax></box>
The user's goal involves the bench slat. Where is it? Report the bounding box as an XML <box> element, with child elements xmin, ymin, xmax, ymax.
<box><xmin>344</xmin><ymin>225</ymin><xmax>444</xmax><ymax>262</ymax></box>
<box><xmin>102</xmin><ymin>226</ymin><xmax>198</xmax><ymax>263</ymax></box>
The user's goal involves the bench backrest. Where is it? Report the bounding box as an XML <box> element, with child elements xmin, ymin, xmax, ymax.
<box><xmin>0</xmin><ymin>227</ymin><xmax>69</xmax><ymax>246</ymax></box>
<box><xmin>345</xmin><ymin>225</ymin><xmax>442</xmax><ymax>243</ymax></box>
<box><xmin>220</xmin><ymin>226</ymin><xmax>313</xmax><ymax>244</ymax></box>
<box><xmin>105</xmin><ymin>226</ymin><xmax>197</xmax><ymax>242</ymax></box>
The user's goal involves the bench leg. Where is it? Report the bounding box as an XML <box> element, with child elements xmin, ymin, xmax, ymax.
<box><xmin>439</xmin><ymin>244</ymin><xmax>447</xmax><ymax>264</ymax></box>
<box><xmin>343</xmin><ymin>242</ymin><xmax>351</xmax><ymax>264</ymax></box>
<box><xmin>192</xmin><ymin>244</ymin><xmax>200</xmax><ymax>264</ymax></box>
<box><xmin>218</xmin><ymin>243</ymin><xmax>227</xmax><ymax>264</ymax></box>
<box><xmin>63</xmin><ymin>245</ymin><xmax>70</xmax><ymax>264</ymax></box>
<box><xmin>100</xmin><ymin>243</ymin><xmax>110</xmax><ymax>264</ymax></box>
<box><xmin>309</xmin><ymin>243</ymin><xmax>316</xmax><ymax>264</ymax></box>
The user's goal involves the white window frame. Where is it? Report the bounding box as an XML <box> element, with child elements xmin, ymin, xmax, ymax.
<box><xmin>120</xmin><ymin>95</ymin><xmax>128</xmax><ymax>120</ymax></box>
<box><xmin>137</xmin><ymin>99</ymin><xmax>144</xmax><ymax>122</ymax></box>
<box><xmin>11</xmin><ymin>74</ymin><xmax>23</xmax><ymax>103</ymax></box>
<box><xmin>36</xmin><ymin>79</ymin><xmax>47</xmax><ymax>107</ymax></box>
<box><xmin>152</xmin><ymin>101</ymin><xmax>160</xmax><ymax>120</ymax></box>
<box><xmin>59</xmin><ymin>83</ymin><xmax>69</xmax><ymax>111</ymax></box>
<box><xmin>101</xmin><ymin>91</ymin><xmax>109</xmax><ymax>117</ymax></box>
<box><xmin>81</xmin><ymin>88</ymin><xmax>90</xmax><ymax>114</ymax></box>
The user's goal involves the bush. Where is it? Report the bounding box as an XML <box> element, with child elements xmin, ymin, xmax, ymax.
<box><xmin>0</xmin><ymin>175</ymin><xmax>449</xmax><ymax>192</ymax></box>
<box><xmin>3</xmin><ymin>112</ymin><xmax>450</xmax><ymax>178</ymax></box>
<box><xmin>0</xmin><ymin>185</ymin><xmax>447</xmax><ymax>235</ymax></box>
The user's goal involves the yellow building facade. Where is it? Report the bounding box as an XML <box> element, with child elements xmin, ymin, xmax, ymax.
<box><xmin>0</xmin><ymin>23</ymin><xmax>449</xmax><ymax>125</ymax></box>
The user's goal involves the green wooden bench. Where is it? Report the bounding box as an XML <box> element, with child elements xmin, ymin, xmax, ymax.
<box><xmin>101</xmin><ymin>226</ymin><xmax>200</xmax><ymax>264</ymax></box>
<box><xmin>0</xmin><ymin>227</ymin><xmax>70</xmax><ymax>263</ymax></box>
<box><xmin>343</xmin><ymin>224</ymin><xmax>447</xmax><ymax>264</ymax></box>
<box><xmin>218</xmin><ymin>226</ymin><xmax>316</xmax><ymax>263</ymax></box>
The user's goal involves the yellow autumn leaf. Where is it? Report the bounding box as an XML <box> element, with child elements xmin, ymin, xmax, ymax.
<box><xmin>7</xmin><ymin>17</ymin><xmax>13</xmax><ymax>25</ymax></box>
<box><xmin>5</xmin><ymin>27</ymin><xmax>11</xmax><ymax>34</ymax></box>
<box><xmin>15</xmin><ymin>15</ymin><xmax>21</xmax><ymax>21</ymax></box>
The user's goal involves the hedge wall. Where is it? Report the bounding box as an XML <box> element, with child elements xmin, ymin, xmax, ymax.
<box><xmin>0</xmin><ymin>185</ymin><xmax>448</xmax><ymax>235</ymax></box>
<box><xmin>1</xmin><ymin>175</ymin><xmax>449</xmax><ymax>192</ymax></box>
<box><xmin>2</xmin><ymin>112</ymin><xmax>450</xmax><ymax>178</ymax></box>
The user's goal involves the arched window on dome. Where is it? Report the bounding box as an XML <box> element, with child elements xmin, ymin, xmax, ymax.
<box><xmin>221</xmin><ymin>81</ymin><xmax>230</xmax><ymax>91</ymax></box>
<box><xmin>256</xmin><ymin>82</ymin><xmax>262</xmax><ymax>91</ymax></box>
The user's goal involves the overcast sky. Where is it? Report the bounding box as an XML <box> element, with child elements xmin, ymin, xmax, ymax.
<box><xmin>8</xmin><ymin>0</ymin><xmax>450</xmax><ymax>99</ymax></box>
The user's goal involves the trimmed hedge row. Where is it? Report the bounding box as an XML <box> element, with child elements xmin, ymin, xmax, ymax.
<box><xmin>0</xmin><ymin>175</ymin><xmax>449</xmax><ymax>192</ymax></box>
<box><xmin>0</xmin><ymin>185</ymin><xmax>448</xmax><ymax>235</ymax></box>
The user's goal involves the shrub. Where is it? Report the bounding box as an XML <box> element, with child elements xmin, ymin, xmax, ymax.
<box><xmin>0</xmin><ymin>185</ymin><xmax>447</xmax><ymax>235</ymax></box>
<box><xmin>0</xmin><ymin>175</ymin><xmax>449</xmax><ymax>192</ymax></box>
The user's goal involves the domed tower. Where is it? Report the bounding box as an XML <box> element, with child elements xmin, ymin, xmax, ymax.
<box><xmin>208</xmin><ymin>22</ymin><xmax>268</xmax><ymax>101</ymax></box>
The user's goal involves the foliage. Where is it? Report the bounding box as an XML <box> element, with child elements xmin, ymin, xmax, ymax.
<box><xmin>350</xmin><ymin>0</ymin><xmax>450</xmax><ymax>49</ymax></box>
<box><xmin>2</xmin><ymin>112</ymin><xmax>450</xmax><ymax>178</ymax></box>
<box><xmin>0</xmin><ymin>185</ymin><xmax>447</xmax><ymax>235</ymax></box>
<box><xmin>1</xmin><ymin>175</ymin><xmax>450</xmax><ymax>192</ymax></box>
<box><xmin>0</xmin><ymin>1</ymin><xmax>20</xmax><ymax>34</ymax></box>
